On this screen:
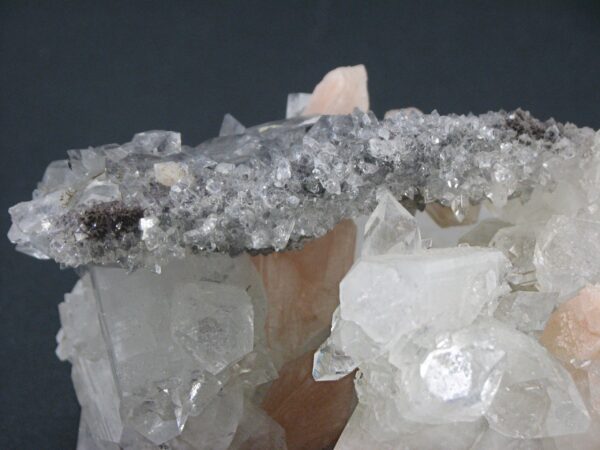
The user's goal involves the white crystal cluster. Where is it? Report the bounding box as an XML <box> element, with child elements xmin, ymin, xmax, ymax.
<box><xmin>9</xmin><ymin>65</ymin><xmax>600</xmax><ymax>449</ymax></box>
<box><xmin>8</xmin><ymin>104</ymin><xmax>597</xmax><ymax>270</ymax></box>
<box><xmin>314</xmin><ymin>124</ymin><xmax>600</xmax><ymax>448</ymax></box>
<box><xmin>57</xmin><ymin>254</ymin><xmax>286</xmax><ymax>449</ymax></box>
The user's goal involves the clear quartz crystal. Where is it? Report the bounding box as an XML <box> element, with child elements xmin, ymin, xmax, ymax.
<box><xmin>312</xmin><ymin>341</ymin><xmax>357</xmax><ymax>381</ymax></box>
<box><xmin>335</xmin><ymin>404</ymin><xmax>486</xmax><ymax>450</ymax></box>
<box><xmin>491</xmin><ymin>224</ymin><xmax>540</xmax><ymax>287</ymax></box>
<box><xmin>361</xmin><ymin>187</ymin><xmax>421</xmax><ymax>256</ymax></box>
<box><xmin>312</xmin><ymin>307</ymin><xmax>376</xmax><ymax>381</ymax></box>
<box><xmin>59</xmin><ymin>252</ymin><xmax>282</xmax><ymax>448</ymax></box>
<box><xmin>474</xmin><ymin>320</ymin><xmax>589</xmax><ymax>439</ymax></box>
<box><xmin>219</xmin><ymin>113</ymin><xmax>246</xmax><ymax>137</ymax></box>
<box><xmin>396</xmin><ymin>335</ymin><xmax>507</xmax><ymax>423</ymax></box>
<box><xmin>170</xmin><ymin>282</ymin><xmax>254</xmax><ymax>375</ymax></box>
<box><xmin>494</xmin><ymin>291</ymin><xmax>559</xmax><ymax>333</ymax></box>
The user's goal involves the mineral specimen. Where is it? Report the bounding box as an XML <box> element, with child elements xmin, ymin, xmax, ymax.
<box><xmin>8</xmin><ymin>67</ymin><xmax>598</xmax><ymax>271</ymax></box>
<box><xmin>9</xmin><ymin>64</ymin><xmax>600</xmax><ymax>449</ymax></box>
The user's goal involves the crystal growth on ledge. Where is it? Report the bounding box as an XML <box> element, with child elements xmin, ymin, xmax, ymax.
<box><xmin>8</xmin><ymin>96</ymin><xmax>596</xmax><ymax>270</ymax></box>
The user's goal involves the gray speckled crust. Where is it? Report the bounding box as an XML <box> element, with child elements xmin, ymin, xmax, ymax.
<box><xmin>8</xmin><ymin>109</ymin><xmax>597</xmax><ymax>269</ymax></box>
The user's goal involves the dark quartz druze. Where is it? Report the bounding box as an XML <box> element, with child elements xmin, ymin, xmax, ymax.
<box><xmin>8</xmin><ymin>108</ymin><xmax>596</xmax><ymax>270</ymax></box>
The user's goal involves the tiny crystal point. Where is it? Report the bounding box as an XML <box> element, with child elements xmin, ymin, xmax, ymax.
<box><xmin>361</xmin><ymin>188</ymin><xmax>421</xmax><ymax>257</ymax></box>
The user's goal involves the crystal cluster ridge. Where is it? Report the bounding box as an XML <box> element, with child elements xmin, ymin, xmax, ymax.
<box><xmin>8</xmin><ymin>101</ymin><xmax>596</xmax><ymax>270</ymax></box>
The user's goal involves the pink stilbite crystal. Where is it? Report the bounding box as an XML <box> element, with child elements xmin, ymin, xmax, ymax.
<box><xmin>251</xmin><ymin>219</ymin><xmax>357</xmax><ymax>363</ymax></box>
<box><xmin>249</xmin><ymin>65</ymin><xmax>368</xmax><ymax>449</ymax></box>
<box><xmin>261</xmin><ymin>351</ymin><xmax>356</xmax><ymax>450</ymax></box>
<box><xmin>541</xmin><ymin>284</ymin><xmax>600</xmax><ymax>362</ymax></box>
<box><xmin>302</xmin><ymin>65</ymin><xmax>369</xmax><ymax>115</ymax></box>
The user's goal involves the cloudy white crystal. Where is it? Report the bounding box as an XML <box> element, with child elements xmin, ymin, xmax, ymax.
<box><xmin>534</xmin><ymin>215</ymin><xmax>600</xmax><ymax>297</ymax></box>
<box><xmin>57</xmin><ymin>276</ymin><xmax>124</xmax><ymax>445</ymax></box>
<box><xmin>491</xmin><ymin>224</ymin><xmax>540</xmax><ymax>287</ymax></box>
<box><xmin>397</xmin><ymin>338</ymin><xmax>506</xmax><ymax>423</ymax></box>
<box><xmin>153</xmin><ymin>161</ymin><xmax>189</xmax><ymax>187</ymax></box>
<box><xmin>493</xmin><ymin>291</ymin><xmax>558</xmax><ymax>333</ymax></box>
<box><xmin>477</xmin><ymin>320</ymin><xmax>590</xmax><ymax>438</ymax></box>
<box><xmin>86</xmin><ymin>253</ymin><xmax>270</xmax><ymax>445</ymax></box>
<box><xmin>170</xmin><ymin>282</ymin><xmax>254</xmax><ymax>375</ymax></box>
<box><xmin>339</xmin><ymin>247</ymin><xmax>509</xmax><ymax>344</ymax></box>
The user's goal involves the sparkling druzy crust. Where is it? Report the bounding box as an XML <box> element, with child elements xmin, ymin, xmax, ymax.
<box><xmin>8</xmin><ymin>105</ymin><xmax>596</xmax><ymax>270</ymax></box>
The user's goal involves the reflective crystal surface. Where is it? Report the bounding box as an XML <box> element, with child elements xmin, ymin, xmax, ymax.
<box><xmin>8</xmin><ymin>104</ymin><xmax>596</xmax><ymax>270</ymax></box>
<box><xmin>494</xmin><ymin>291</ymin><xmax>559</xmax><ymax>333</ymax></box>
<box><xmin>491</xmin><ymin>224</ymin><xmax>540</xmax><ymax>287</ymax></box>
<box><xmin>312</xmin><ymin>173</ymin><xmax>600</xmax><ymax>448</ymax></box>
<box><xmin>361</xmin><ymin>188</ymin><xmax>421</xmax><ymax>257</ymax></box>
<box><xmin>9</xmin><ymin>64</ymin><xmax>600</xmax><ymax>449</ymax></box>
<box><xmin>339</xmin><ymin>246</ymin><xmax>509</xmax><ymax>344</ymax></box>
<box><xmin>535</xmin><ymin>216</ymin><xmax>600</xmax><ymax>297</ymax></box>
<box><xmin>59</xmin><ymin>253</ymin><xmax>284</xmax><ymax>449</ymax></box>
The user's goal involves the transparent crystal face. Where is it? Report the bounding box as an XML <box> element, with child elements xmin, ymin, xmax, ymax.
<box><xmin>170</xmin><ymin>282</ymin><xmax>254</xmax><ymax>375</ymax></box>
<box><xmin>312</xmin><ymin>125</ymin><xmax>600</xmax><ymax>447</ymax></box>
<box><xmin>361</xmin><ymin>188</ymin><xmax>422</xmax><ymax>256</ymax></box>
<box><xmin>11</xmin><ymin>69</ymin><xmax>600</xmax><ymax>449</ymax></box>
<box><xmin>339</xmin><ymin>247</ymin><xmax>509</xmax><ymax>344</ymax></box>
<box><xmin>8</xmin><ymin>108</ymin><xmax>596</xmax><ymax>271</ymax></box>
<box><xmin>77</xmin><ymin>253</ymin><xmax>271</xmax><ymax>445</ymax></box>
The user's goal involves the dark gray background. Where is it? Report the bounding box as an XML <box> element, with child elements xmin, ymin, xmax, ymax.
<box><xmin>1</xmin><ymin>1</ymin><xmax>600</xmax><ymax>449</ymax></box>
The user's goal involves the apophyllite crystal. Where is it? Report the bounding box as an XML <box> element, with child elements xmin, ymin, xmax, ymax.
<box><xmin>8</xmin><ymin>64</ymin><xmax>600</xmax><ymax>449</ymax></box>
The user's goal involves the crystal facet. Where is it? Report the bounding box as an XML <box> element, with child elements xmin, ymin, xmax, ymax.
<box><xmin>9</xmin><ymin>65</ymin><xmax>600</xmax><ymax>449</ymax></box>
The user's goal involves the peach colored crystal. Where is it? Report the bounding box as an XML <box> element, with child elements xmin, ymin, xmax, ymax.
<box><xmin>302</xmin><ymin>65</ymin><xmax>369</xmax><ymax>116</ymax></box>
<box><xmin>250</xmin><ymin>65</ymin><xmax>363</xmax><ymax>449</ymax></box>
<box><xmin>541</xmin><ymin>284</ymin><xmax>600</xmax><ymax>362</ymax></box>
<box><xmin>251</xmin><ymin>220</ymin><xmax>357</xmax><ymax>363</ymax></box>
<box><xmin>262</xmin><ymin>351</ymin><xmax>357</xmax><ymax>450</ymax></box>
